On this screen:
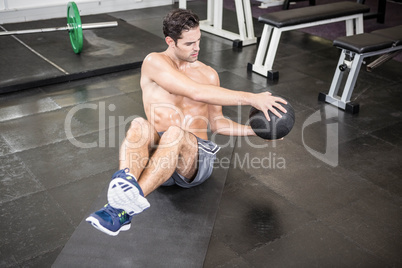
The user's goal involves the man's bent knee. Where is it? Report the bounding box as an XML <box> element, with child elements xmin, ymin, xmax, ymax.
<box><xmin>159</xmin><ymin>126</ymin><xmax>186</xmax><ymax>146</ymax></box>
<box><xmin>125</xmin><ymin>117</ymin><xmax>157</xmax><ymax>148</ymax></box>
<box><xmin>160</xmin><ymin>126</ymin><xmax>197</xmax><ymax>153</ymax></box>
<box><xmin>129</xmin><ymin>117</ymin><xmax>151</xmax><ymax>132</ymax></box>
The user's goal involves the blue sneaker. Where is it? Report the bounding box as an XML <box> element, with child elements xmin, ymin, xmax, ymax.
<box><xmin>86</xmin><ymin>204</ymin><xmax>132</xmax><ymax>236</ymax></box>
<box><xmin>107</xmin><ymin>168</ymin><xmax>150</xmax><ymax>216</ymax></box>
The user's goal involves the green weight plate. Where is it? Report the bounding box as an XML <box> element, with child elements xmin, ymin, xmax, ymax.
<box><xmin>67</xmin><ymin>2</ymin><xmax>83</xmax><ymax>54</ymax></box>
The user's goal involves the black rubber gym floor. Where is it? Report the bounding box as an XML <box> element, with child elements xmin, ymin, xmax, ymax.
<box><xmin>0</xmin><ymin>1</ymin><xmax>401</xmax><ymax>267</ymax></box>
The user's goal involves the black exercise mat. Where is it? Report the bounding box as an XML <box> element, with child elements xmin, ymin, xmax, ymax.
<box><xmin>53</xmin><ymin>135</ymin><xmax>234</xmax><ymax>267</ymax></box>
<box><xmin>0</xmin><ymin>14</ymin><xmax>166</xmax><ymax>93</ymax></box>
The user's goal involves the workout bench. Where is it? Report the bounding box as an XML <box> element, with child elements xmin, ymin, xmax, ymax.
<box><xmin>248</xmin><ymin>1</ymin><xmax>370</xmax><ymax>79</ymax></box>
<box><xmin>319</xmin><ymin>25</ymin><xmax>402</xmax><ymax>114</ymax></box>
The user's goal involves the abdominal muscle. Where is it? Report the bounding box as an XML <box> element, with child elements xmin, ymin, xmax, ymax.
<box><xmin>144</xmin><ymin>97</ymin><xmax>210</xmax><ymax>140</ymax></box>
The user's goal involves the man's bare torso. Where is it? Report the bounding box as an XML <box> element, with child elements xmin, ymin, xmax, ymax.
<box><xmin>140</xmin><ymin>52</ymin><xmax>218</xmax><ymax>140</ymax></box>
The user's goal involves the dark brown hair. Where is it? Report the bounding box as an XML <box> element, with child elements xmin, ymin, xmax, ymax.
<box><xmin>163</xmin><ymin>9</ymin><xmax>199</xmax><ymax>43</ymax></box>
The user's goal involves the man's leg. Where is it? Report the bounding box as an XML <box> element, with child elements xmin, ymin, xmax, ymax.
<box><xmin>119</xmin><ymin>117</ymin><xmax>160</xmax><ymax>178</ymax></box>
<box><xmin>85</xmin><ymin>117</ymin><xmax>159</xmax><ymax>235</ymax></box>
<box><xmin>108</xmin><ymin>117</ymin><xmax>160</xmax><ymax>215</ymax></box>
<box><xmin>138</xmin><ymin>125</ymin><xmax>199</xmax><ymax>196</ymax></box>
<box><xmin>86</xmin><ymin>123</ymin><xmax>199</xmax><ymax>235</ymax></box>
<box><xmin>109</xmin><ymin>124</ymin><xmax>198</xmax><ymax>214</ymax></box>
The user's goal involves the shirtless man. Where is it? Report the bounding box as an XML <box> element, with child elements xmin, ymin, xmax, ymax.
<box><xmin>86</xmin><ymin>9</ymin><xmax>287</xmax><ymax>236</ymax></box>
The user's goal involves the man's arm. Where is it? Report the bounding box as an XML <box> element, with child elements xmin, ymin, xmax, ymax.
<box><xmin>208</xmin><ymin>104</ymin><xmax>256</xmax><ymax>136</ymax></box>
<box><xmin>141</xmin><ymin>53</ymin><xmax>287</xmax><ymax>120</ymax></box>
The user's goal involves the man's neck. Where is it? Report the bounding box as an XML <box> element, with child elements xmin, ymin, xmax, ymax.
<box><xmin>163</xmin><ymin>49</ymin><xmax>192</xmax><ymax>71</ymax></box>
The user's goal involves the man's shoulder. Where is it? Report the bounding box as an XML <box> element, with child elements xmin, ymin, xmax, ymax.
<box><xmin>144</xmin><ymin>52</ymin><xmax>167</xmax><ymax>64</ymax></box>
<box><xmin>193</xmin><ymin>61</ymin><xmax>217</xmax><ymax>74</ymax></box>
<box><xmin>142</xmin><ymin>52</ymin><xmax>175</xmax><ymax>73</ymax></box>
<box><xmin>192</xmin><ymin>61</ymin><xmax>219</xmax><ymax>83</ymax></box>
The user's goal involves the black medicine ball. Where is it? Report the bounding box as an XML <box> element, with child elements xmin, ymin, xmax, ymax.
<box><xmin>249</xmin><ymin>100</ymin><xmax>295</xmax><ymax>140</ymax></box>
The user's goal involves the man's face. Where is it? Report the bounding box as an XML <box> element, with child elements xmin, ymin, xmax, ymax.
<box><xmin>174</xmin><ymin>26</ymin><xmax>201</xmax><ymax>63</ymax></box>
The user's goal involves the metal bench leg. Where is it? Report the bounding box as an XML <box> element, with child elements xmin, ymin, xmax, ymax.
<box><xmin>341</xmin><ymin>53</ymin><xmax>364</xmax><ymax>104</ymax></box>
<box><xmin>327</xmin><ymin>51</ymin><xmax>347</xmax><ymax>99</ymax></box>
<box><xmin>319</xmin><ymin>50</ymin><xmax>363</xmax><ymax>114</ymax></box>
<box><xmin>263</xmin><ymin>28</ymin><xmax>282</xmax><ymax>75</ymax></box>
<box><xmin>250</xmin><ymin>25</ymin><xmax>273</xmax><ymax>75</ymax></box>
<box><xmin>249</xmin><ymin>26</ymin><xmax>282</xmax><ymax>79</ymax></box>
<box><xmin>346</xmin><ymin>14</ymin><xmax>364</xmax><ymax>35</ymax></box>
<box><xmin>355</xmin><ymin>14</ymin><xmax>364</xmax><ymax>34</ymax></box>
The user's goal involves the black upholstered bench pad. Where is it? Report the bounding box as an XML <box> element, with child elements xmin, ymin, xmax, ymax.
<box><xmin>372</xmin><ymin>25</ymin><xmax>402</xmax><ymax>45</ymax></box>
<box><xmin>258</xmin><ymin>1</ymin><xmax>369</xmax><ymax>28</ymax></box>
<box><xmin>334</xmin><ymin>33</ymin><xmax>395</xmax><ymax>53</ymax></box>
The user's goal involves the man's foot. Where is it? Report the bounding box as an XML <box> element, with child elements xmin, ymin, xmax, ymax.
<box><xmin>107</xmin><ymin>168</ymin><xmax>150</xmax><ymax>216</ymax></box>
<box><xmin>86</xmin><ymin>204</ymin><xmax>132</xmax><ymax>236</ymax></box>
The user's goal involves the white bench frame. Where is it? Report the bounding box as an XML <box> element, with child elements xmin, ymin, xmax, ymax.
<box><xmin>179</xmin><ymin>0</ymin><xmax>257</xmax><ymax>46</ymax></box>
<box><xmin>320</xmin><ymin>44</ymin><xmax>402</xmax><ymax>113</ymax></box>
<box><xmin>250</xmin><ymin>13</ymin><xmax>365</xmax><ymax>78</ymax></box>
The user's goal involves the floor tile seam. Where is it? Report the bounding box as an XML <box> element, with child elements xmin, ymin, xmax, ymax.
<box><xmin>238</xmin><ymin>215</ymin><xmax>382</xmax><ymax>262</ymax></box>
<box><xmin>203</xmin><ymin>168</ymin><xmax>235</xmax><ymax>268</ymax></box>
<box><xmin>0</xmin><ymin>166</ymin><xmax>115</xmax><ymax>207</ymax></box>
<box><xmin>0</xmin><ymin>133</ymin><xmax>14</xmax><ymax>157</ymax></box>
<box><xmin>367</xmin><ymin>129</ymin><xmax>402</xmax><ymax>147</ymax></box>
<box><xmin>336</xmin><ymin>132</ymin><xmax>402</xmax><ymax>198</ymax></box>
<box><xmin>0</xmin><ymin>254</ymin><xmax>18</xmax><ymax>268</ymax></box>
<box><xmin>48</xmin><ymin>167</ymin><xmax>117</xmax><ymax>192</ymax></box>
<box><xmin>0</xmin><ymin>88</ymin><xmax>63</xmax><ymax>122</ymax></box>
<box><xmin>317</xmin><ymin>197</ymin><xmax>402</xmax><ymax>232</ymax></box>
<box><xmin>0</xmin><ymin>188</ymin><xmax>46</xmax><ymax>207</ymax></box>
<box><xmin>1</xmin><ymin>130</ymin><xmax>89</xmax><ymax>156</ymax></box>
<box><xmin>324</xmin><ymin>153</ymin><xmax>402</xmax><ymax>203</ymax></box>
<box><xmin>366</xmin><ymin>67</ymin><xmax>402</xmax><ymax>83</ymax></box>
<box><xmin>211</xmin><ymin>254</ymin><xmax>250</xmax><ymax>268</ymax></box>
<box><xmin>337</xmin><ymin>122</ymin><xmax>401</xmax><ymax>148</ymax></box>
<box><xmin>0</xmin><ymin>88</ymin><xmax>130</xmax><ymax>124</ymax></box>
<box><xmin>240</xmin><ymin>218</ymin><xmax>322</xmax><ymax>254</ymax></box>
<box><xmin>0</xmin><ymin>103</ymin><xmax>64</xmax><ymax>124</ymax></box>
<box><xmin>288</xmin><ymin>67</ymin><xmax>332</xmax><ymax>85</ymax></box>
<box><xmin>275</xmin><ymin>49</ymin><xmax>314</xmax><ymax>63</ymax></box>
<box><xmin>0</xmin><ymin>152</ymin><xmax>49</xmax><ymax>206</ymax></box>
<box><xmin>262</xmin><ymin>158</ymin><xmax>402</xmax><ymax>212</ymax></box>
<box><xmin>336</xmin><ymin>120</ymin><xmax>402</xmax><ymax>147</ymax></box>
<box><xmin>44</xmin><ymin>89</ymin><xmax>128</xmax><ymax>109</ymax></box>
<box><xmin>2</xmin><ymin>118</ymin><xmax>131</xmax><ymax>156</ymax></box>
<box><xmin>0</xmin><ymin>100</ymin><xmax>82</xmax><ymax>124</ymax></box>
<box><xmin>14</xmin><ymin>244</ymin><xmax>64</xmax><ymax>267</ymax></box>
<box><xmin>40</xmin><ymin>168</ymin><xmax>121</xmax><ymax>227</ymax></box>
<box><xmin>216</xmin><ymin>70</ymin><xmax>269</xmax><ymax>92</ymax></box>
<box><xmin>48</xmin><ymin>90</ymin><xmax>143</xmax><ymax>120</ymax></box>
<box><xmin>43</xmin><ymin>185</ymin><xmax>77</xmax><ymax>227</ymax></box>
<box><xmin>385</xmin><ymin>79</ymin><xmax>402</xmax><ymax>88</ymax></box>
<box><xmin>291</xmin><ymin>98</ymin><xmax>322</xmax><ymax>113</ymax></box>
<box><xmin>0</xmin><ymin>155</ymin><xmax>47</xmax><ymax>206</ymax></box>
<box><xmin>351</xmin><ymin>80</ymin><xmax>398</xmax><ymax>98</ymax></box>
<box><xmin>337</xmin><ymin>165</ymin><xmax>402</xmax><ymax>203</ymax></box>
<box><xmin>314</xmin><ymin>218</ymin><xmax>392</xmax><ymax>265</ymax></box>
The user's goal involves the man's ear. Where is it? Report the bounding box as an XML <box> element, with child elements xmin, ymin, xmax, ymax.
<box><xmin>165</xmin><ymin>36</ymin><xmax>176</xmax><ymax>48</ymax></box>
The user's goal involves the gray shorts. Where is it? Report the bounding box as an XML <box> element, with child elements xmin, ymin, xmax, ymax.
<box><xmin>158</xmin><ymin>132</ymin><xmax>220</xmax><ymax>188</ymax></box>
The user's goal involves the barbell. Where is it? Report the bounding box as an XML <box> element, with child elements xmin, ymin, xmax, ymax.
<box><xmin>0</xmin><ymin>2</ymin><xmax>118</xmax><ymax>54</ymax></box>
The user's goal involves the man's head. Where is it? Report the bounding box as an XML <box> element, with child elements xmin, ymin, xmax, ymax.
<box><xmin>163</xmin><ymin>9</ymin><xmax>200</xmax><ymax>44</ymax></box>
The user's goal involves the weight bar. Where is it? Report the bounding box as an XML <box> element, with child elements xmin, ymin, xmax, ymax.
<box><xmin>0</xmin><ymin>22</ymin><xmax>117</xmax><ymax>36</ymax></box>
<box><xmin>0</xmin><ymin>2</ymin><xmax>118</xmax><ymax>54</ymax></box>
